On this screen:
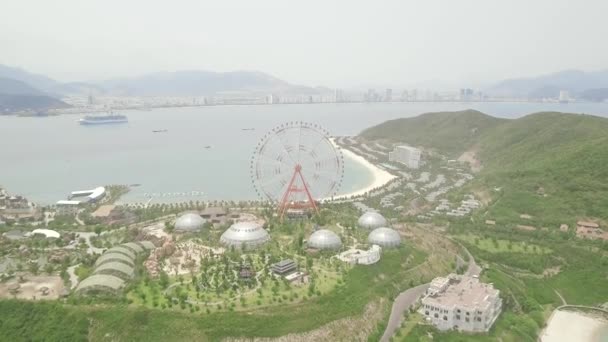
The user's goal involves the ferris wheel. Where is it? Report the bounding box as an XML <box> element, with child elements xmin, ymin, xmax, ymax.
<box><xmin>250</xmin><ymin>121</ymin><xmax>344</xmax><ymax>217</ymax></box>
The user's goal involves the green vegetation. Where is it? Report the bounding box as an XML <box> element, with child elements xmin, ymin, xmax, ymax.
<box><xmin>360</xmin><ymin>109</ymin><xmax>506</xmax><ymax>155</ymax></box>
<box><xmin>0</xmin><ymin>300</ymin><xmax>88</xmax><ymax>341</ymax></box>
<box><xmin>364</xmin><ymin>110</ymin><xmax>608</xmax><ymax>225</ymax></box>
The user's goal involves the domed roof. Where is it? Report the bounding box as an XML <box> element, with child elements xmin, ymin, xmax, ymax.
<box><xmin>220</xmin><ymin>221</ymin><xmax>269</xmax><ymax>249</ymax></box>
<box><xmin>174</xmin><ymin>213</ymin><xmax>206</xmax><ymax>231</ymax></box>
<box><xmin>368</xmin><ymin>227</ymin><xmax>401</xmax><ymax>248</ymax></box>
<box><xmin>308</xmin><ymin>229</ymin><xmax>342</xmax><ymax>250</ymax></box>
<box><xmin>357</xmin><ymin>211</ymin><xmax>387</xmax><ymax>229</ymax></box>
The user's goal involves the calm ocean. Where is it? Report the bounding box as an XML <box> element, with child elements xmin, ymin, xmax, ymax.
<box><xmin>1</xmin><ymin>102</ymin><xmax>607</xmax><ymax>204</ymax></box>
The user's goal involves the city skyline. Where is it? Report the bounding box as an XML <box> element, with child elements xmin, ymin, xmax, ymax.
<box><xmin>2</xmin><ymin>0</ymin><xmax>608</xmax><ymax>88</ymax></box>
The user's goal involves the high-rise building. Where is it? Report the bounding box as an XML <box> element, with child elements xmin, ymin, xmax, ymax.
<box><xmin>559</xmin><ymin>90</ymin><xmax>570</xmax><ymax>103</ymax></box>
<box><xmin>385</xmin><ymin>88</ymin><xmax>393</xmax><ymax>102</ymax></box>
<box><xmin>334</xmin><ymin>89</ymin><xmax>345</xmax><ymax>103</ymax></box>
<box><xmin>388</xmin><ymin>145</ymin><xmax>421</xmax><ymax>169</ymax></box>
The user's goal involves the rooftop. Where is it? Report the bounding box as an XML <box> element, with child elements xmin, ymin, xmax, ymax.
<box><xmin>424</xmin><ymin>274</ymin><xmax>499</xmax><ymax>311</ymax></box>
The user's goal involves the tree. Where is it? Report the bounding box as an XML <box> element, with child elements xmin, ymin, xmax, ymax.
<box><xmin>94</xmin><ymin>225</ymin><xmax>103</xmax><ymax>236</ymax></box>
<box><xmin>29</xmin><ymin>262</ymin><xmax>40</xmax><ymax>275</ymax></box>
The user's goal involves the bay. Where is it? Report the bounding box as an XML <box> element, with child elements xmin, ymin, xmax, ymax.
<box><xmin>0</xmin><ymin>102</ymin><xmax>607</xmax><ymax>204</ymax></box>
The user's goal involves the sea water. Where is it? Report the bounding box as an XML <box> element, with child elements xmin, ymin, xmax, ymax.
<box><xmin>1</xmin><ymin>102</ymin><xmax>607</xmax><ymax>204</ymax></box>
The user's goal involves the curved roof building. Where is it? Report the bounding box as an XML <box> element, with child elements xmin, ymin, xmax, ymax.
<box><xmin>174</xmin><ymin>213</ymin><xmax>206</xmax><ymax>232</ymax></box>
<box><xmin>75</xmin><ymin>274</ymin><xmax>125</xmax><ymax>294</ymax></box>
<box><xmin>368</xmin><ymin>227</ymin><xmax>401</xmax><ymax>248</ymax></box>
<box><xmin>95</xmin><ymin>252</ymin><xmax>135</xmax><ymax>267</ymax></box>
<box><xmin>220</xmin><ymin>221</ymin><xmax>269</xmax><ymax>249</ymax></box>
<box><xmin>93</xmin><ymin>261</ymin><xmax>135</xmax><ymax>280</ymax></box>
<box><xmin>122</xmin><ymin>242</ymin><xmax>144</xmax><ymax>254</ymax></box>
<box><xmin>308</xmin><ymin>229</ymin><xmax>342</xmax><ymax>250</ymax></box>
<box><xmin>358</xmin><ymin>212</ymin><xmax>388</xmax><ymax>230</ymax></box>
<box><xmin>106</xmin><ymin>246</ymin><xmax>136</xmax><ymax>259</ymax></box>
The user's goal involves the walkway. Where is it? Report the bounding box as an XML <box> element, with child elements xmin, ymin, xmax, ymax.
<box><xmin>380</xmin><ymin>240</ymin><xmax>480</xmax><ymax>342</ymax></box>
<box><xmin>379</xmin><ymin>283</ymin><xmax>429</xmax><ymax>342</ymax></box>
<box><xmin>67</xmin><ymin>264</ymin><xmax>79</xmax><ymax>289</ymax></box>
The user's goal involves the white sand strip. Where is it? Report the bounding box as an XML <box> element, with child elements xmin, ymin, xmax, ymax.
<box><xmin>541</xmin><ymin>309</ymin><xmax>608</xmax><ymax>342</ymax></box>
<box><xmin>328</xmin><ymin>138</ymin><xmax>397</xmax><ymax>201</ymax></box>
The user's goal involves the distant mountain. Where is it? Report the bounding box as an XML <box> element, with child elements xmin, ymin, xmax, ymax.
<box><xmin>579</xmin><ymin>88</ymin><xmax>608</xmax><ymax>102</ymax></box>
<box><xmin>0</xmin><ymin>77</ymin><xmax>45</xmax><ymax>95</ymax></box>
<box><xmin>487</xmin><ymin>69</ymin><xmax>608</xmax><ymax>98</ymax></box>
<box><xmin>0</xmin><ymin>76</ymin><xmax>68</xmax><ymax>113</ymax></box>
<box><xmin>0</xmin><ymin>94</ymin><xmax>68</xmax><ymax>113</ymax></box>
<box><xmin>0</xmin><ymin>64</ymin><xmax>58</xmax><ymax>91</ymax></box>
<box><xmin>99</xmin><ymin>70</ymin><xmax>322</xmax><ymax>96</ymax></box>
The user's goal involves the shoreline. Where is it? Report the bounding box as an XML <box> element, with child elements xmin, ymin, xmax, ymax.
<box><xmin>328</xmin><ymin>138</ymin><xmax>397</xmax><ymax>201</ymax></box>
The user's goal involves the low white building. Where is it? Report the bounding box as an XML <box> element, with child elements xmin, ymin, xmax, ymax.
<box><xmin>419</xmin><ymin>274</ymin><xmax>502</xmax><ymax>332</ymax></box>
<box><xmin>337</xmin><ymin>245</ymin><xmax>381</xmax><ymax>265</ymax></box>
<box><xmin>389</xmin><ymin>145</ymin><xmax>421</xmax><ymax>169</ymax></box>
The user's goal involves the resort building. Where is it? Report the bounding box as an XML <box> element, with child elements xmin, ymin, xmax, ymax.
<box><xmin>420</xmin><ymin>274</ymin><xmax>502</xmax><ymax>332</ymax></box>
<box><xmin>338</xmin><ymin>245</ymin><xmax>381</xmax><ymax>265</ymax></box>
<box><xmin>200</xmin><ymin>207</ymin><xmax>228</xmax><ymax>224</ymax></box>
<box><xmin>75</xmin><ymin>240</ymin><xmax>155</xmax><ymax>295</ymax></box>
<box><xmin>271</xmin><ymin>259</ymin><xmax>297</xmax><ymax>275</ymax></box>
<box><xmin>389</xmin><ymin>145</ymin><xmax>421</xmax><ymax>169</ymax></box>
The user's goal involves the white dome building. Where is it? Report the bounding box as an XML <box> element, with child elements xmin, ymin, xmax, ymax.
<box><xmin>357</xmin><ymin>212</ymin><xmax>387</xmax><ymax>230</ymax></box>
<box><xmin>368</xmin><ymin>227</ymin><xmax>401</xmax><ymax>248</ymax></box>
<box><xmin>220</xmin><ymin>221</ymin><xmax>270</xmax><ymax>249</ymax></box>
<box><xmin>307</xmin><ymin>229</ymin><xmax>342</xmax><ymax>250</ymax></box>
<box><xmin>174</xmin><ymin>213</ymin><xmax>206</xmax><ymax>232</ymax></box>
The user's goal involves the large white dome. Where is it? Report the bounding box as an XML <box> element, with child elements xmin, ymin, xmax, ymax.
<box><xmin>308</xmin><ymin>229</ymin><xmax>342</xmax><ymax>250</ymax></box>
<box><xmin>174</xmin><ymin>213</ymin><xmax>206</xmax><ymax>232</ymax></box>
<box><xmin>357</xmin><ymin>212</ymin><xmax>387</xmax><ymax>230</ymax></box>
<box><xmin>368</xmin><ymin>227</ymin><xmax>401</xmax><ymax>248</ymax></box>
<box><xmin>220</xmin><ymin>221</ymin><xmax>270</xmax><ymax>249</ymax></box>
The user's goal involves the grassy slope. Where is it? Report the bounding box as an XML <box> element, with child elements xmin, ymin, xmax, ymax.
<box><xmin>363</xmin><ymin>110</ymin><xmax>608</xmax><ymax>224</ymax></box>
<box><xmin>360</xmin><ymin>109</ymin><xmax>507</xmax><ymax>156</ymax></box>
<box><xmin>477</xmin><ymin>112</ymin><xmax>608</xmax><ymax>224</ymax></box>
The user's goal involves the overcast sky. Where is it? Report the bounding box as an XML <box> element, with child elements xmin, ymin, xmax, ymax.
<box><xmin>1</xmin><ymin>0</ymin><xmax>607</xmax><ymax>88</ymax></box>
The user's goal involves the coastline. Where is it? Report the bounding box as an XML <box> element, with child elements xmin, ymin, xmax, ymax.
<box><xmin>541</xmin><ymin>309</ymin><xmax>608</xmax><ymax>342</ymax></box>
<box><xmin>329</xmin><ymin>138</ymin><xmax>397</xmax><ymax>201</ymax></box>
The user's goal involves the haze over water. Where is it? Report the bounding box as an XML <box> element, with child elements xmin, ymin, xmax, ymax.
<box><xmin>1</xmin><ymin>102</ymin><xmax>608</xmax><ymax>205</ymax></box>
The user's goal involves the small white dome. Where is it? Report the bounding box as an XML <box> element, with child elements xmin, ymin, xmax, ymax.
<box><xmin>357</xmin><ymin>212</ymin><xmax>387</xmax><ymax>230</ymax></box>
<box><xmin>308</xmin><ymin>229</ymin><xmax>342</xmax><ymax>250</ymax></box>
<box><xmin>174</xmin><ymin>213</ymin><xmax>206</xmax><ymax>232</ymax></box>
<box><xmin>368</xmin><ymin>227</ymin><xmax>401</xmax><ymax>248</ymax></box>
<box><xmin>220</xmin><ymin>221</ymin><xmax>270</xmax><ymax>249</ymax></box>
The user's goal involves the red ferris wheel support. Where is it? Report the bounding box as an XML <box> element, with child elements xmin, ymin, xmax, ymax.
<box><xmin>278</xmin><ymin>164</ymin><xmax>319</xmax><ymax>219</ymax></box>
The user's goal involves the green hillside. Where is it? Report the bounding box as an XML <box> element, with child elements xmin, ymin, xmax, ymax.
<box><xmin>361</xmin><ymin>110</ymin><xmax>608</xmax><ymax>224</ymax></box>
<box><xmin>476</xmin><ymin>112</ymin><xmax>608</xmax><ymax>224</ymax></box>
<box><xmin>360</xmin><ymin>109</ymin><xmax>506</xmax><ymax>155</ymax></box>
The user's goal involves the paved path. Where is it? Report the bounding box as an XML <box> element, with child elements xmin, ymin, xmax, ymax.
<box><xmin>380</xmin><ymin>240</ymin><xmax>481</xmax><ymax>342</ymax></box>
<box><xmin>380</xmin><ymin>283</ymin><xmax>430</xmax><ymax>342</ymax></box>
<box><xmin>67</xmin><ymin>264</ymin><xmax>79</xmax><ymax>289</ymax></box>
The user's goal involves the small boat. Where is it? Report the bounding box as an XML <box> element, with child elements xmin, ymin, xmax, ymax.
<box><xmin>241</xmin><ymin>128</ymin><xmax>255</xmax><ymax>131</ymax></box>
<box><xmin>204</xmin><ymin>145</ymin><xmax>212</xmax><ymax>149</ymax></box>
<box><xmin>152</xmin><ymin>129</ymin><xmax>168</xmax><ymax>133</ymax></box>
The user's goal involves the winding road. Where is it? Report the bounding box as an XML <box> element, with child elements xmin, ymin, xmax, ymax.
<box><xmin>379</xmin><ymin>244</ymin><xmax>480</xmax><ymax>342</ymax></box>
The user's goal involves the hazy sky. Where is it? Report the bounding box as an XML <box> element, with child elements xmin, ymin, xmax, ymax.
<box><xmin>2</xmin><ymin>0</ymin><xmax>607</xmax><ymax>88</ymax></box>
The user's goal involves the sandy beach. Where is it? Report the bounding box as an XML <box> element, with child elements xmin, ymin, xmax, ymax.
<box><xmin>329</xmin><ymin>139</ymin><xmax>397</xmax><ymax>201</ymax></box>
<box><xmin>541</xmin><ymin>309</ymin><xmax>608</xmax><ymax>342</ymax></box>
